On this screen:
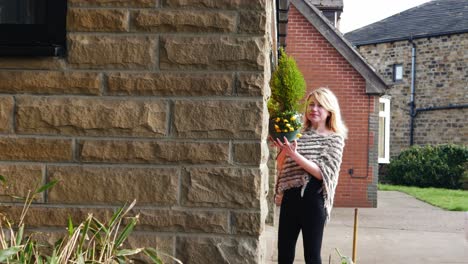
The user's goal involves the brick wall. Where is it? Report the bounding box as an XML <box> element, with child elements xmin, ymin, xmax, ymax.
<box><xmin>284</xmin><ymin>5</ymin><xmax>379</xmax><ymax>207</ymax></box>
<box><xmin>357</xmin><ymin>33</ymin><xmax>468</xmax><ymax>157</ymax></box>
<box><xmin>0</xmin><ymin>0</ymin><xmax>273</xmax><ymax>263</ymax></box>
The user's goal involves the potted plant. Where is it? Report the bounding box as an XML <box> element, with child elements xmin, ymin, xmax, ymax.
<box><xmin>268</xmin><ymin>48</ymin><xmax>306</xmax><ymax>142</ymax></box>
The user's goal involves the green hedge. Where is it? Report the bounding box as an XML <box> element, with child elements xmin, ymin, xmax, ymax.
<box><xmin>386</xmin><ymin>144</ymin><xmax>468</xmax><ymax>190</ymax></box>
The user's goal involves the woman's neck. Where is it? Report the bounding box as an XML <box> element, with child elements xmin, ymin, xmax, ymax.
<box><xmin>311</xmin><ymin>123</ymin><xmax>332</xmax><ymax>135</ymax></box>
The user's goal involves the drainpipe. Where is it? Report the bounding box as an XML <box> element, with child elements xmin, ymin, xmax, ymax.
<box><xmin>409</xmin><ymin>39</ymin><xmax>417</xmax><ymax>145</ymax></box>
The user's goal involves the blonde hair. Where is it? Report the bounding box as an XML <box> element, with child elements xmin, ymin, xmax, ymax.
<box><xmin>303</xmin><ymin>87</ymin><xmax>348</xmax><ymax>138</ymax></box>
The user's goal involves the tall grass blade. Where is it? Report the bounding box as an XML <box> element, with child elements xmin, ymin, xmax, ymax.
<box><xmin>67</xmin><ymin>216</ymin><xmax>74</xmax><ymax>237</ymax></box>
<box><xmin>34</xmin><ymin>180</ymin><xmax>59</xmax><ymax>195</ymax></box>
<box><xmin>15</xmin><ymin>225</ymin><xmax>24</xmax><ymax>245</ymax></box>
<box><xmin>144</xmin><ymin>248</ymin><xmax>163</xmax><ymax>264</ymax></box>
<box><xmin>0</xmin><ymin>246</ymin><xmax>22</xmax><ymax>262</ymax></box>
<box><xmin>114</xmin><ymin>216</ymin><xmax>137</xmax><ymax>248</ymax></box>
<box><xmin>116</xmin><ymin>248</ymin><xmax>144</xmax><ymax>257</ymax></box>
<box><xmin>0</xmin><ymin>175</ymin><xmax>5</xmax><ymax>185</ymax></box>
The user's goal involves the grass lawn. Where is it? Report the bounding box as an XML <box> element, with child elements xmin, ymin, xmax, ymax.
<box><xmin>378</xmin><ymin>184</ymin><xmax>468</xmax><ymax>211</ymax></box>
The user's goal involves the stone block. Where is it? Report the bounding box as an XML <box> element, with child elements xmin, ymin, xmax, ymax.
<box><xmin>236</xmin><ymin>73</ymin><xmax>265</xmax><ymax>96</ymax></box>
<box><xmin>238</xmin><ymin>11</ymin><xmax>267</xmax><ymax>34</ymax></box>
<box><xmin>232</xmin><ymin>142</ymin><xmax>265</xmax><ymax>165</ymax></box>
<box><xmin>47</xmin><ymin>166</ymin><xmax>179</xmax><ymax>205</ymax></box>
<box><xmin>0</xmin><ymin>138</ymin><xmax>72</xmax><ymax>162</ymax></box>
<box><xmin>67</xmin><ymin>8</ymin><xmax>129</xmax><ymax>32</ymax></box>
<box><xmin>0</xmin><ymin>164</ymin><xmax>44</xmax><ymax>202</ymax></box>
<box><xmin>16</xmin><ymin>96</ymin><xmax>167</xmax><ymax>137</ymax></box>
<box><xmin>162</xmin><ymin>0</ymin><xmax>265</xmax><ymax>10</ymax></box>
<box><xmin>69</xmin><ymin>0</ymin><xmax>156</xmax><ymax>7</ymax></box>
<box><xmin>125</xmin><ymin>233</ymin><xmax>174</xmax><ymax>263</ymax></box>
<box><xmin>173</xmin><ymin>100</ymin><xmax>263</xmax><ymax>139</ymax></box>
<box><xmin>132</xmin><ymin>10</ymin><xmax>236</xmax><ymax>33</ymax></box>
<box><xmin>134</xmin><ymin>209</ymin><xmax>228</xmax><ymax>233</ymax></box>
<box><xmin>160</xmin><ymin>36</ymin><xmax>265</xmax><ymax>71</ymax></box>
<box><xmin>78</xmin><ymin>140</ymin><xmax>230</xmax><ymax>165</ymax></box>
<box><xmin>107</xmin><ymin>72</ymin><xmax>233</xmax><ymax>96</ymax></box>
<box><xmin>0</xmin><ymin>58</ymin><xmax>66</xmax><ymax>70</ymax></box>
<box><xmin>183</xmin><ymin>168</ymin><xmax>261</xmax><ymax>209</ymax></box>
<box><xmin>176</xmin><ymin>236</ymin><xmax>259</xmax><ymax>264</ymax></box>
<box><xmin>68</xmin><ymin>35</ymin><xmax>156</xmax><ymax>69</ymax></box>
<box><xmin>0</xmin><ymin>96</ymin><xmax>13</xmax><ymax>133</ymax></box>
<box><xmin>0</xmin><ymin>71</ymin><xmax>101</xmax><ymax>95</ymax></box>
<box><xmin>231</xmin><ymin>211</ymin><xmax>262</xmax><ymax>236</ymax></box>
<box><xmin>0</xmin><ymin>205</ymin><xmax>114</xmax><ymax>227</ymax></box>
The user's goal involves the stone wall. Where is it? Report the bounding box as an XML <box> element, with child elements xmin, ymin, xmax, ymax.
<box><xmin>357</xmin><ymin>33</ymin><xmax>468</xmax><ymax>157</ymax></box>
<box><xmin>0</xmin><ymin>0</ymin><xmax>273</xmax><ymax>263</ymax></box>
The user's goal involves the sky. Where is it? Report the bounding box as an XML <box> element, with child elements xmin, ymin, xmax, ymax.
<box><xmin>340</xmin><ymin>0</ymin><xmax>433</xmax><ymax>33</ymax></box>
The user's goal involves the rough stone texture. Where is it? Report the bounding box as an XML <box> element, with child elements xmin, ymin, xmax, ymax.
<box><xmin>69</xmin><ymin>0</ymin><xmax>156</xmax><ymax>7</ymax></box>
<box><xmin>107</xmin><ymin>72</ymin><xmax>233</xmax><ymax>96</ymax></box>
<box><xmin>68</xmin><ymin>35</ymin><xmax>156</xmax><ymax>69</ymax></box>
<box><xmin>16</xmin><ymin>97</ymin><xmax>167</xmax><ymax>137</ymax></box>
<box><xmin>357</xmin><ymin>33</ymin><xmax>468</xmax><ymax>157</ymax></box>
<box><xmin>183</xmin><ymin>168</ymin><xmax>261</xmax><ymax>209</ymax></box>
<box><xmin>79</xmin><ymin>140</ymin><xmax>230</xmax><ymax>164</ymax></box>
<box><xmin>0</xmin><ymin>205</ymin><xmax>114</xmax><ymax>227</ymax></box>
<box><xmin>162</xmin><ymin>0</ymin><xmax>266</xmax><ymax>10</ymax></box>
<box><xmin>47</xmin><ymin>166</ymin><xmax>178</xmax><ymax>205</ymax></box>
<box><xmin>231</xmin><ymin>211</ymin><xmax>262</xmax><ymax>236</ymax></box>
<box><xmin>132</xmin><ymin>10</ymin><xmax>236</xmax><ymax>33</ymax></box>
<box><xmin>125</xmin><ymin>233</ymin><xmax>174</xmax><ymax>263</ymax></box>
<box><xmin>173</xmin><ymin>100</ymin><xmax>263</xmax><ymax>139</ymax></box>
<box><xmin>160</xmin><ymin>36</ymin><xmax>265</xmax><ymax>70</ymax></box>
<box><xmin>238</xmin><ymin>11</ymin><xmax>267</xmax><ymax>34</ymax></box>
<box><xmin>0</xmin><ymin>164</ymin><xmax>44</xmax><ymax>202</ymax></box>
<box><xmin>0</xmin><ymin>58</ymin><xmax>66</xmax><ymax>70</ymax></box>
<box><xmin>236</xmin><ymin>73</ymin><xmax>265</xmax><ymax>97</ymax></box>
<box><xmin>0</xmin><ymin>71</ymin><xmax>101</xmax><ymax>95</ymax></box>
<box><xmin>234</xmin><ymin>141</ymin><xmax>270</xmax><ymax>166</ymax></box>
<box><xmin>0</xmin><ymin>96</ymin><xmax>13</xmax><ymax>133</ymax></box>
<box><xmin>176</xmin><ymin>236</ymin><xmax>259</xmax><ymax>264</ymax></box>
<box><xmin>0</xmin><ymin>138</ymin><xmax>72</xmax><ymax>162</ymax></box>
<box><xmin>134</xmin><ymin>209</ymin><xmax>228</xmax><ymax>233</ymax></box>
<box><xmin>67</xmin><ymin>8</ymin><xmax>129</xmax><ymax>32</ymax></box>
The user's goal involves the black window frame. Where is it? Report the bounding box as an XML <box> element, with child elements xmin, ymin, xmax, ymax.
<box><xmin>0</xmin><ymin>0</ymin><xmax>67</xmax><ymax>57</ymax></box>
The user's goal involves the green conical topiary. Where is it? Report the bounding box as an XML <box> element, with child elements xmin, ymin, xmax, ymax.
<box><xmin>268</xmin><ymin>48</ymin><xmax>306</xmax><ymax>141</ymax></box>
<box><xmin>268</xmin><ymin>47</ymin><xmax>306</xmax><ymax>116</ymax></box>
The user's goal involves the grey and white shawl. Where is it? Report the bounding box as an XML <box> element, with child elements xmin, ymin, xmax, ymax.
<box><xmin>276</xmin><ymin>128</ymin><xmax>345</xmax><ymax>222</ymax></box>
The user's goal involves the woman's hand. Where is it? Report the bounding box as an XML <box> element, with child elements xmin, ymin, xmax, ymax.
<box><xmin>272</xmin><ymin>137</ymin><xmax>298</xmax><ymax>157</ymax></box>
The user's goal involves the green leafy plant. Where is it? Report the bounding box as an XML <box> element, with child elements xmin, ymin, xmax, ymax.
<box><xmin>268</xmin><ymin>47</ymin><xmax>306</xmax><ymax>141</ymax></box>
<box><xmin>0</xmin><ymin>176</ymin><xmax>180</xmax><ymax>264</ymax></box>
<box><xmin>386</xmin><ymin>144</ymin><xmax>468</xmax><ymax>189</ymax></box>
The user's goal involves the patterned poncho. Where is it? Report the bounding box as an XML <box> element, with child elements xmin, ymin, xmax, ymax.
<box><xmin>276</xmin><ymin>128</ymin><xmax>345</xmax><ymax>222</ymax></box>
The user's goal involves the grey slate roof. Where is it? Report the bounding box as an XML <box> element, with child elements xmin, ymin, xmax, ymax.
<box><xmin>345</xmin><ymin>0</ymin><xmax>468</xmax><ymax>46</ymax></box>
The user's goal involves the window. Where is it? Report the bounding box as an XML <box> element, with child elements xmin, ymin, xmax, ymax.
<box><xmin>0</xmin><ymin>0</ymin><xmax>67</xmax><ymax>57</ymax></box>
<box><xmin>378</xmin><ymin>97</ymin><xmax>391</xmax><ymax>163</ymax></box>
<box><xmin>393</xmin><ymin>64</ymin><xmax>403</xmax><ymax>82</ymax></box>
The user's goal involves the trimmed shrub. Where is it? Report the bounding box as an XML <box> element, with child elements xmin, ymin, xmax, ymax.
<box><xmin>386</xmin><ymin>144</ymin><xmax>468</xmax><ymax>189</ymax></box>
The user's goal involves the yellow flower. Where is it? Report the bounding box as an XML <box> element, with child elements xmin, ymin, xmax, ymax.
<box><xmin>276</xmin><ymin>129</ymin><xmax>282</xmax><ymax>133</ymax></box>
<box><xmin>274</xmin><ymin>124</ymin><xmax>279</xmax><ymax>129</ymax></box>
<box><xmin>283</xmin><ymin>129</ymin><xmax>288</xmax><ymax>132</ymax></box>
<box><xmin>285</xmin><ymin>123</ymin><xmax>291</xmax><ymax>127</ymax></box>
<box><xmin>289</xmin><ymin>127</ymin><xmax>294</xmax><ymax>131</ymax></box>
<box><xmin>275</xmin><ymin>117</ymin><xmax>281</xmax><ymax>122</ymax></box>
<box><xmin>290</xmin><ymin>116</ymin><xmax>297</xmax><ymax>121</ymax></box>
<box><xmin>296</xmin><ymin>133</ymin><xmax>302</xmax><ymax>138</ymax></box>
<box><xmin>283</xmin><ymin>119</ymin><xmax>289</xmax><ymax>123</ymax></box>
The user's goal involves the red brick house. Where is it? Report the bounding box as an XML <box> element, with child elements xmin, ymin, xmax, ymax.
<box><xmin>276</xmin><ymin>0</ymin><xmax>388</xmax><ymax>208</ymax></box>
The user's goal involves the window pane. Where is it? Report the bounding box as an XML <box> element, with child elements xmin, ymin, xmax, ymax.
<box><xmin>394</xmin><ymin>64</ymin><xmax>403</xmax><ymax>81</ymax></box>
<box><xmin>0</xmin><ymin>0</ymin><xmax>45</xmax><ymax>24</ymax></box>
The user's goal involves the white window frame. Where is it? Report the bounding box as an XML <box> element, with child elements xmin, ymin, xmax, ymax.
<box><xmin>378</xmin><ymin>97</ymin><xmax>391</xmax><ymax>163</ymax></box>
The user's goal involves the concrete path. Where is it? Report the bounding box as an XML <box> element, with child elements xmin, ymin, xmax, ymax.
<box><xmin>265</xmin><ymin>191</ymin><xmax>468</xmax><ymax>264</ymax></box>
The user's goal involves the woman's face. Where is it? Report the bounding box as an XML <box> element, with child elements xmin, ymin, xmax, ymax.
<box><xmin>306</xmin><ymin>97</ymin><xmax>330</xmax><ymax>127</ymax></box>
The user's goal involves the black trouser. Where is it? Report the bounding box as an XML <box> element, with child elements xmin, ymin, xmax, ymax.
<box><xmin>278</xmin><ymin>179</ymin><xmax>326</xmax><ymax>264</ymax></box>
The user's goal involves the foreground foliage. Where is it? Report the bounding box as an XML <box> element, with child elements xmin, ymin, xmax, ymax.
<box><xmin>0</xmin><ymin>176</ymin><xmax>179</xmax><ymax>264</ymax></box>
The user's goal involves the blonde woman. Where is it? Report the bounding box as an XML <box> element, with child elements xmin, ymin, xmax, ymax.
<box><xmin>273</xmin><ymin>87</ymin><xmax>347</xmax><ymax>264</ymax></box>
